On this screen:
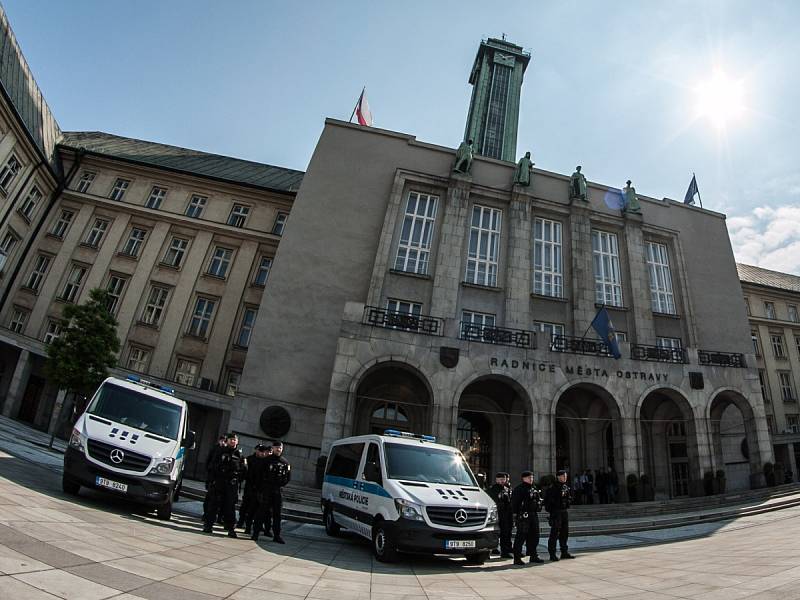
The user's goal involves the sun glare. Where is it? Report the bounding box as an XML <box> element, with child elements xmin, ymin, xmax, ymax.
<box><xmin>695</xmin><ymin>70</ymin><xmax>745</xmax><ymax>128</ymax></box>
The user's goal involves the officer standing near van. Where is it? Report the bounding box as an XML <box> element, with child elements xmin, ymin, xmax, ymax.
<box><xmin>511</xmin><ymin>470</ymin><xmax>544</xmax><ymax>565</ymax></box>
<box><xmin>488</xmin><ymin>472</ymin><xmax>513</xmax><ymax>558</ymax></box>
<box><xmin>545</xmin><ymin>469</ymin><xmax>576</xmax><ymax>561</ymax></box>
<box><xmin>237</xmin><ymin>444</ymin><xmax>269</xmax><ymax>535</ymax></box>
<box><xmin>251</xmin><ymin>440</ymin><xmax>291</xmax><ymax>543</ymax></box>
<box><xmin>203</xmin><ymin>433</ymin><xmax>245</xmax><ymax>537</ymax></box>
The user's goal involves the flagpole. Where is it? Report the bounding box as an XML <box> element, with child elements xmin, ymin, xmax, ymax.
<box><xmin>694</xmin><ymin>173</ymin><xmax>703</xmax><ymax>208</ymax></box>
<box><xmin>582</xmin><ymin>306</ymin><xmax>602</xmax><ymax>339</ymax></box>
<box><xmin>349</xmin><ymin>87</ymin><xmax>365</xmax><ymax>123</ymax></box>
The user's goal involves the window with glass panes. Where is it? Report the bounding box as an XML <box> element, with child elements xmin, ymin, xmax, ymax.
<box><xmin>657</xmin><ymin>337</ymin><xmax>682</xmax><ymax>349</ymax></box>
<box><xmin>43</xmin><ymin>320</ymin><xmax>61</xmax><ymax>344</ymax></box>
<box><xmin>105</xmin><ymin>275</ymin><xmax>127</xmax><ymax>315</ymax></box>
<box><xmin>8</xmin><ymin>308</ymin><xmax>27</xmax><ymax>333</ymax></box>
<box><xmin>795</xmin><ymin>335</ymin><xmax>800</xmax><ymax>358</ymax></box>
<box><xmin>121</xmin><ymin>228</ymin><xmax>147</xmax><ymax>257</ymax></box>
<box><xmin>592</xmin><ymin>230</ymin><xmax>623</xmax><ymax>306</ymax></box>
<box><xmin>163</xmin><ymin>237</ymin><xmax>188</xmax><ymax>267</ymax></box>
<box><xmin>75</xmin><ymin>171</ymin><xmax>95</xmax><ymax>193</ymax></box>
<box><xmin>759</xmin><ymin>369</ymin><xmax>771</xmax><ymax>402</ymax></box>
<box><xmin>272</xmin><ymin>212</ymin><xmax>288</xmax><ymax>235</ymax></box>
<box><xmin>51</xmin><ymin>210</ymin><xmax>74</xmax><ymax>239</ymax></box>
<box><xmin>207</xmin><ymin>247</ymin><xmax>233</xmax><ymax>278</ymax></box>
<box><xmin>188</xmin><ymin>297</ymin><xmax>216</xmax><ymax>338</ymax></box>
<box><xmin>127</xmin><ymin>346</ymin><xmax>151</xmax><ymax>372</ymax></box>
<box><xmin>0</xmin><ymin>155</ymin><xmax>20</xmax><ymax>191</ymax></box>
<box><xmin>462</xmin><ymin>310</ymin><xmax>496</xmax><ymax>341</ymax></box>
<box><xmin>465</xmin><ymin>205</ymin><xmax>501</xmax><ymax>287</ymax></box>
<box><xmin>175</xmin><ymin>358</ymin><xmax>199</xmax><ymax>387</ymax></box>
<box><xmin>109</xmin><ymin>178</ymin><xmax>130</xmax><ymax>201</ymax></box>
<box><xmin>185</xmin><ymin>194</ymin><xmax>206</xmax><ymax>217</ymax></box>
<box><xmin>0</xmin><ymin>231</ymin><xmax>17</xmax><ymax>255</ymax></box>
<box><xmin>226</xmin><ymin>371</ymin><xmax>241</xmax><ymax>396</ymax></box>
<box><xmin>779</xmin><ymin>371</ymin><xmax>796</xmax><ymax>402</ymax></box>
<box><xmin>386</xmin><ymin>299</ymin><xmax>422</xmax><ymax>315</ymax></box>
<box><xmin>236</xmin><ymin>308</ymin><xmax>258</xmax><ymax>347</ymax></box>
<box><xmin>61</xmin><ymin>265</ymin><xmax>87</xmax><ymax>302</ymax></box>
<box><xmin>765</xmin><ymin>302</ymin><xmax>776</xmax><ymax>319</ymax></box>
<box><xmin>533</xmin><ymin>218</ymin><xmax>563</xmax><ymax>297</ymax></box>
<box><xmin>615</xmin><ymin>331</ymin><xmax>628</xmax><ymax>342</ymax></box>
<box><xmin>751</xmin><ymin>331</ymin><xmax>761</xmax><ymax>355</ymax></box>
<box><xmin>646</xmin><ymin>241</ymin><xmax>676</xmax><ymax>313</ymax></box>
<box><xmin>145</xmin><ymin>186</ymin><xmax>167</xmax><ymax>209</ymax></box>
<box><xmin>84</xmin><ymin>219</ymin><xmax>109</xmax><ymax>247</ymax></box>
<box><xmin>26</xmin><ymin>254</ymin><xmax>51</xmax><ymax>291</ymax></box>
<box><xmin>19</xmin><ymin>186</ymin><xmax>41</xmax><ymax>221</ymax></box>
<box><xmin>789</xmin><ymin>305</ymin><xmax>799</xmax><ymax>323</ymax></box>
<box><xmin>772</xmin><ymin>334</ymin><xmax>787</xmax><ymax>359</ymax></box>
<box><xmin>394</xmin><ymin>191</ymin><xmax>437</xmax><ymax>274</ymax></box>
<box><xmin>788</xmin><ymin>414</ymin><xmax>800</xmax><ymax>428</ymax></box>
<box><xmin>227</xmin><ymin>204</ymin><xmax>250</xmax><ymax>228</ymax></box>
<box><xmin>534</xmin><ymin>321</ymin><xmax>565</xmax><ymax>347</ymax></box>
<box><xmin>141</xmin><ymin>286</ymin><xmax>169</xmax><ymax>325</ymax></box>
<box><xmin>253</xmin><ymin>256</ymin><xmax>272</xmax><ymax>286</ymax></box>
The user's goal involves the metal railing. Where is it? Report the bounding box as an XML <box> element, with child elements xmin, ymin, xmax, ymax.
<box><xmin>698</xmin><ymin>349</ymin><xmax>746</xmax><ymax>368</ymax></box>
<box><xmin>459</xmin><ymin>322</ymin><xmax>535</xmax><ymax>349</ymax></box>
<box><xmin>550</xmin><ymin>334</ymin><xmax>611</xmax><ymax>357</ymax></box>
<box><xmin>631</xmin><ymin>343</ymin><xmax>689</xmax><ymax>364</ymax></box>
<box><xmin>362</xmin><ymin>306</ymin><xmax>443</xmax><ymax>336</ymax></box>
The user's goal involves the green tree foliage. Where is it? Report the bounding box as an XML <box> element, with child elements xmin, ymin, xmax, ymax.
<box><xmin>45</xmin><ymin>288</ymin><xmax>120</xmax><ymax>397</ymax></box>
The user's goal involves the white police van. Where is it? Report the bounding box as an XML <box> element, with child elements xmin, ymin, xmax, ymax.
<box><xmin>62</xmin><ymin>375</ymin><xmax>195</xmax><ymax>520</ymax></box>
<box><xmin>321</xmin><ymin>430</ymin><xmax>498</xmax><ymax>563</ymax></box>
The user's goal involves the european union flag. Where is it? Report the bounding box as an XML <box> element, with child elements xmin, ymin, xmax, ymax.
<box><xmin>684</xmin><ymin>174</ymin><xmax>699</xmax><ymax>205</ymax></box>
<box><xmin>591</xmin><ymin>306</ymin><xmax>622</xmax><ymax>359</ymax></box>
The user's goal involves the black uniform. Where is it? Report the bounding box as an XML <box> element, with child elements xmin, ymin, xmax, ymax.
<box><xmin>237</xmin><ymin>452</ymin><xmax>262</xmax><ymax>532</ymax></box>
<box><xmin>511</xmin><ymin>481</ymin><xmax>543</xmax><ymax>562</ymax></box>
<box><xmin>202</xmin><ymin>444</ymin><xmax>224</xmax><ymax>523</ymax></box>
<box><xmin>251</xmin><ymin>453</ymin><xmax>291</xmax><ymax>541</ymax></box>
<box><xmin>203</xmin><ymin>446</ymin><xmax>245</xmax><ymax>533</ymax></box>
<box><xmin>488</xmin><ymin>481</ymin><xmax>513</xmax><ymax>556</ymax></box>
<box><xmin>544</xmin><ymin>480</ymin><xmax>574</xmax><ymax>559</ymax></box>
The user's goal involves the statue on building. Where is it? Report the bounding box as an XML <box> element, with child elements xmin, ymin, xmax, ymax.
<box><xmin>569</xmin><ymin>166</ymin><xmax>588</xmax><ymax>201</ymax></box>
<box><xmin>453</xmin><ymin>139</ymin><xmax>474</xmax><ymax>174</ymax></box>
<box><xmin>622</xmin><ymin>180</ymin><xmax>642</xmax><ymax>213</ymax></box>
<box><xmin>513</xmin><ymin>151</ymin><xmax>534</xmax><ymax>186</ymax></box>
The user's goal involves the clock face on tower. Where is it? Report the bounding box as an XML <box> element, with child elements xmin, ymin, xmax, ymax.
<box><xmin>494</xmin><ymin>52</ymin><xmax>515</xmax><ymax>67</ymax></box>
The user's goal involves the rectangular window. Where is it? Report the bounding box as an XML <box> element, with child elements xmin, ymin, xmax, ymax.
<box><xmin>772</xmin><ymin>334</ymin><xmax>787</xmax><ymax>359</ymax></box>
<box><xmin>394</xmin><ymin>191</ymin><xmax>438</xmax><ymax>275</ymax></box>
<box><xmin>765</xmin><ymin>301</ymin><xmax>776</xmax><ymax>319</ymax></box>
<box><xmin>779</xmin><ymin>371</ymin><xmax>796</xmax><ymax>402</ymax></box>
<box><xmin>795</xmin><ymin>336</ymin><xmax>800</xmax><ymax>358</ymax></box>
<box><xmin>61</xmin><ymin>265</ymin><xmax>87</xmax><ymax>303</ymax></box>
<box><xmin>207</xmin><ymin>247</ymin><xmax>233</xmax><ymax>278</ymax></box>
<box><xmin>75</xmin><ymin>171</ymin><xmax>95</xmax><ymax>193</ymax></box>
<box><xmin>8</xmin><ymin>308</ymin><xmax>27</xmax><ymax>333</ymax></box>
<box><xmin>326</xmin><ymin>442</ymin><xmax>365</xmax><ymax>479</ymax></box>
<box><xmin>646</xmin><ymin>241</ymin><xmax>676</xmax><ymax>314</ymax></box>
<box><xmin>127</xmin><ymin>346</ymin><xmax>151</xmax><ymax>373</ymax></box>
<box><xmin>141</xmin><ymin>286</ymin><xmax>169</xmax><ymax>326</ymax></box>
<box><xmin>386</xmin><ymin>299</ymin><xmax>422</xmax><ymax>316</ymax></box>
<box><xmin>592</xmin><ymin>230</ymin><xmax>623</xmax><ymax>307</ymax></box>
<box><xmin>50</xmin><ymin>210</ymin><xmax>74</xmax><ymax>239</ymax></box>
<box><xmin>752</xmin><ymin>331</ymin><xmax>761</xmax><ymax>356</ymax></box>
<box><xmin>43</xmin><ymin>320</ymin><xmax>62</xmax><ymax>344</ymax></box>
<box><xmin>789</xmin><ymin>305</ymin><xmax>799</xmax><ymax>323</ymax></box>
<box><xmin>109</xmin><ymin>178</ymin><xmax>130</xmax><ymax>201</ymax></box>
<box><xmin>236</xmin><ymin>308</ymin><xmax>258</xmax><ymax>347</ymax></box>
<box><xmin>0</xmin><ymin>230</ymin><xmax>17</xmax><ymax>256</ymax></box>
<box><xmin>465</xmin><ymin>205</ymin><xmax>502</xmax><ymax>287</ymax></box>
<box><xmin>145</xmin><ymin>186</ymin><xmax>167</xmax><ymax>209</ymax></box>
<box><xmin>105</xmin><ymin>275</ymin><xmax>127</xmax><ymax>315</ymax></box>
<box><xmin>162</xmin><ymin>237</ymin><xmax>189</xmax><ymax>268</ymax></box>
<box><xmin>0</xmin><ymin>155</ymin><xmax>21</xmax><ymax>191</ymax></box>
<box><xmin>534</xmin><ymin>321</ymin><xmax>565</xmax><ymax>348</ymax></box>
<box><xmin>175</xmin><ymin>358</ymin><xmax>199</xmax><ymax>387</ymax></box>
<box><xmin>25</xmin><ymin>254</ymin><xmax>51</xmax><ymax>291</ymax></box>
<box><xmin>121</xmin><ymin>227</ymin><xmax>147</xmax><ymax>257</ymax></box>
<box><xmin>187</xmin><ymin>297</ymin><xmax>216</xmax><ymax>338</ymax></box>
<box><xmin>85</xmin><ymin>218</ymin><xmax>109</xmax><ymax>248</ymax></box>
<box><xmin>228</xmin><ymin>204</ymin><xmax>250</xmax><ymax>228</ymax></box>
<box><xmin>759</xmin><ymin>369</ymin><xmax>771</xmax><ymax>402</ymax></box>
<box><xmin>225</xmin><ymin>371</ymin><xmax>241</xmax><ymax>396</ymax></box>
<box><xmin>533</xmin><ymin>218</ymin><xmax>563</xmax><ymax>297</ymax></box>
<box><xmin>253</xmin><ymin>256</ymin><xmax>272</xmax><ymax>286</ymax></box>
<box><xmin>461</xmin><ymin>310</ymin><xmax>496</xmax><ymax>342</ymax></box>
<box><xmin>788</xmin><ymin>414</ymin><xmax>800</xmax><ymax>428</ymax></box>
<box><xmin>185</xmin><ymin>194</ymin><xmax>207</xmax><ymax>218</ymax></box>
<box><xmin>19</xmin><ymin>186</ymin><xmax>41</xmax><ymax>221</ymax></box>
<box><xmin>657</xmin><ymin>337</ymin><xmax>683</xmax><ymax>349</ymax></box>
<box><xmin>615</xmin><ymin>331</ymin><xmax>628</xmax><ymax>342</ymax></box>
<box><xmin>272</xmin><ymin>212</ymin><xmax>288</xmax><ymax>235</ymax></box>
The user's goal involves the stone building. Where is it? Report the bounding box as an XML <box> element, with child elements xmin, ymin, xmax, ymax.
<box><xmin>739</xmin><ymin>263</ymin><xmax>800</xmax><ymax>481</ymax></box>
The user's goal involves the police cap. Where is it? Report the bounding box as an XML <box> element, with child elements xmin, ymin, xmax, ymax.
<box><xmin>225</xmin><ymin>432</ymin><xmax>238</xmax><ymax>440</ymax></box>
<box><xmin>271</xmin><ymin>440</ymin><xmax>283</xmax><ymax>448</ymax></box>
<box><xmin>494</xmin><ymin>472</ymin><xmax>508</xmax><ymax>479</ymax></box>
<box><xmin>521</xmin><ymin>470</ymin><xmax>534</xmax><ymax>479</ymax></box>
<box><xmin>255</xmin><ymin>444</ymin><xmax>268</xmax><ymax>452</ymax></box>
<box><xmin>557</xmin><ymin>469</ymin><xmax>568</xmax><ymax>476</ymax></box>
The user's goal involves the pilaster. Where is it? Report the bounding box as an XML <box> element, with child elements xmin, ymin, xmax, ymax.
<box><xmin>504</xmin><ymin>187</ymin><xmax>532</xmax><ymax>329</ymax></box>
<box><xmin>569</xmin><ymin>204</ymin><xmax>595</xmax><ymax>336</ymax></box>
<box><xmin>2</xmin><ymin>349</ymin><xmax>31</xmax><ymax>418</ymax></box>
<box><xmin>623</xmin><ymin>212</ymin><xmax>655</xmax><ymax>343</ymax></box>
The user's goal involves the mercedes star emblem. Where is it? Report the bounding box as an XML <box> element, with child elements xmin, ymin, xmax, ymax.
<box><xmin>455</xmin><ymin>509</ymin><xmax>468</xmax><ymax>524</ymax></box>
<box><xmin>109</xmin><ymin>449</ymin><xmax>125</xmax><ymax>464</ymax></box>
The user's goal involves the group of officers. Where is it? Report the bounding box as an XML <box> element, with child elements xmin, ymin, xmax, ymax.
<box><xmin>202</xmin><ymin>433</ymin><xmax>291</xmax><ymax>543</ymax></box>
<box><xmin>488</xmin><ymin>469</ymin><xmax>575</xmax><ymax>566</ymax></box>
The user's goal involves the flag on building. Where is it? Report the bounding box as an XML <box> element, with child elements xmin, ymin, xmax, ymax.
<box><xmin>353</xmin><ymin>88</ymin><xmax>373</xmax><ymax>127</ymax></box>
<box><xmin>591</xmin><ymin>306</ymin><xmax>622</xmax><ymax>359</ymax></box>
<box><xmin>684</xmin><ymin>174</ymin><xmax>700</xmax><ymax>205</ymax></box>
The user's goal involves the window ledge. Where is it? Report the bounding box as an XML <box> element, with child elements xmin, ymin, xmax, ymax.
<box><xmin>250</xmin><ymin>282</ymin><xmax>266</xmax><ymax>289</ymax></box>
<box><xmin>595</xmin><ymin>303</ymin><xmax>628</xmax><ymax>311</ymax></box>
<box><xmin>158</xmin><ymin>262</ymin><xmax>181</xmax><ymax>271</ymax></box>
<box><xmin>389</xmin><ymin>269</ymin><xmax>431</xmax><ymax>281</ymax></box>
<box><xmin>45</xmin><ymin>233</ymin><xmax>64</xmax><ymax>241</ymax></box>
<box><xmin>116</xmin><ymin>251</ymin><xmax>139</xmax><ymax>261</ymax></box>
<box><xmin>19</xmin><ymin>286</ymin><xmax>39</xmax><ymax>296</ymax></box>
<box><xmin>79</xmin><ymin>242</ymin><xmax>100</xmax><ymax>250</ymax></box>
<box><xmin>17</xmin><ymin>211</ymin><xmax>31</xmax><ymax>225</ymax></box>
<box><xmin>653</xmin><ymin>311</ymin><xmax>681</xmax><ymax>319</ymax></box>
<box><xmin>135</xmin><ymin>320</ymin><xmax>160</xmax><ymax>330</ymax></box>
<box><xmin>202</xmin><ymin>272</ymin><xmax>227</xmax><ymax>281</ymax></box>
<box><xmin>54</xmin><ymin>296</ymin><xmax>74</xmax><ymax>305</ymax></box>
<box><xmin>462</xmin><ymin>281</ymin><xmax>503</xmax><ymax>293</ymax></box>
<box><xmin>183</xmin><ymin>333</ymin><xmax>208</xmax><ymax>342</ymax></box>
<box><xmin>232</xmin><ymin>344</ymin><xmax>249</xmax><ymax>351</ymax></box>
<box><xmin>531</xmin><ymin>293</ymin><xmax>568</xmax><ymax>303</ymax></box>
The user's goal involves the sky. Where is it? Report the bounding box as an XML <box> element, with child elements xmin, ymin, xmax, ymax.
<box><xmin>4</xmin><ymin>1</ymin><xmax>800</xmax><ymax>274</ymax></box>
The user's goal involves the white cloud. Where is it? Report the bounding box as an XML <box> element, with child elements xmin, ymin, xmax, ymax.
<box><xmin>729</xmin><ymin>204</ymin><xmax>800</xmax><ymax>274</ymax></box>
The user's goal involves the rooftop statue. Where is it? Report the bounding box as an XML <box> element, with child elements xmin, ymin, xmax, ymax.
<box><xmin>453</xmin><ymin>139</ymin><xmax>474</xmax><ymax>174</ymax></box>
<box><xmin>623</xmin><ymin>180</ymin><xmax>642</xmax><ymax>213</ymax></box>
<box><xmin>513</xmin><ymin>151</ymin><xmax>534</xmax><ymax>186</ymax></box>
<box><xmin>569</xmin><ymin>165</ymin><xmax>588</xmax><ymax>201</ymax></box>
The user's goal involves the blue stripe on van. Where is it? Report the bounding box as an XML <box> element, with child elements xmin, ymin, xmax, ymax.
<box><xmin>324</xmin><ymin>474</ymin><xmax>393</xmax><ymax>498</ymax></box>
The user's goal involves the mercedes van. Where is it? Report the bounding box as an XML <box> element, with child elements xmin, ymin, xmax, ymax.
<box><xmin>62</xmin><ymin>375</ymin><xmax>195</xmax><ymax>520</ymax></box>
<box><xmin>321</xmin><ymin>430</ymin><xmax>498</xmax><ymax>563</ymax></box>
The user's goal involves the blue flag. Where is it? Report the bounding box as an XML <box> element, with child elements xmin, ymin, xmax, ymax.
<box><xmin>684</xmin><ymin>174</ymin><xmax>699</xmax><ymax>205</ymax></box>
<box><xmin>591</xmin><ymin>307</ymin><xmax>622</xmax><ymax>359</ymax></box>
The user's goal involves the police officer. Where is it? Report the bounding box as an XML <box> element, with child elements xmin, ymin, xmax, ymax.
<box><xmin>203</xmin><ymin>433</ymin><xmax>246</xmax><ymax>537</ymax></box>
<box><xmin>487</xmin><ymin>472</ymin><xmax>513</xmax><ymax>558</ymax></box>
<box><xmin>237</xmin><ymin>444</ymin><xmax>269</xmax><ymax>535</ymax></box>
<box><xmin>251</xmin><ymin>440</ymin><xmax>291</xmax><ymax>543</ymax></box>
<box><xmin>202</xmin><ymin>436</ymin><xmax>227</xmax><ymax>524</ymax></box>
<box><xmin>544</xmin><ymin>469</ymin><xmax>576</xmax><ymax>561</ymax></box>
<box><xmin>511</xmin><ymin>470</ymin><xmax>544</xmax><ymax>565</ymax></box>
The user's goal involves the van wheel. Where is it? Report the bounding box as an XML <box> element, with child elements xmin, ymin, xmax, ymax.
<box><xmin>156</xmin><ymin>501</ymin><xmax>172</xmax><ymax>520</ymax></box>
<box><xmin>324</xmin><ymin>506</ymin><xmax>341</xmax><ymax>537</ymax></box>
<box><xmin>465</xmin><ymin>550</ymin><xmax>490</xmax><ymax>565</ymax></box>
<box><xmin>372</xmin><ymin>522</ymin><xmax>398</xmax><ymax>563</ymax></box>
<box><xmin>62</xmin><ymin>475</ymin><xmax>80</xmax><ymax>496</ymax></box>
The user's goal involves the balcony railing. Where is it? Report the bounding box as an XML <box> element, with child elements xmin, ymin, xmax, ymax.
<box><xmin>460</xmin><ymin>322</ymin><xmax>535</xmax><ymax>349</ymax></box>
<box><xmin>362</xmin><ymin>306</ymin><xmax>443</xmax><ymax>336</ymax></box>
<box><xmin>698</xmin><ymin>349</ymin><xmax>746</xmax><ymax>368</ymax></box>
<box><xmin>551</xmin><ymin>334</ymin><xmax>611</xmax><ymax>357</ymax></box>
<box><xmin>631</xmin><ymin>343</ymin><xmax>689</xmax><ymax>364</ymax></box>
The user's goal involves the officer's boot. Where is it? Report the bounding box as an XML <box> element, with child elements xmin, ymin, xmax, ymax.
<box><xmin>513</xmin><ymin>554</ymin><xmax>525</xmax><ymax>566</ymax></box>
<box><xmin>273</xmin><ymin>534</ymin><xmax>285</xmax><ymax>544</ymax></box>
<box><xmin>227</xmin><ymin>528</ymin><xmax>238</xmax><ymax>539</ymax></box>
<box><xmin>549</xmin><ymin>553</ymin><xmax>559</xmax><ymax>561</ymax></box>
<box><xmin>561</xmin><ymin>551</ymin><xmax>575</xmax><ymax>559</ymax></box>
<box><xmin>530</xmin><ymin>554</ymin><xmax>544</xmax><ymax>564</ymax></box>
<box><xmin>202</xmin><ymin>523</ymin><xmax>213</xmax><ymax>534</ymax></box>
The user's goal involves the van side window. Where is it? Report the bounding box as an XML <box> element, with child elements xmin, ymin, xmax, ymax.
<box><xmin>364</xmin><ymin>443</ymin><xmax>383</xmax><ymax>485</ymax></box>
<box><xmin>326</xmin><ymin>442</ymin><xmax>364</xmax><ymax>479</ymax></box>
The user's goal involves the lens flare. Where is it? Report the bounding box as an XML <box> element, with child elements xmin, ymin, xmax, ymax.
<box><xmin>695</xmin><ymin>70</ymin><xmax>745</xmax><ymax>128</ymax></box>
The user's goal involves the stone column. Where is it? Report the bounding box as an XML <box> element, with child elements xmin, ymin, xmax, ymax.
<box><xmin>532</xmin><ymin>412</ymin><xmax>552</xmax><ymax>477</ymax></box>
<box><xmin>617</xmin><ymin>416</ymin><xmax>640</xmax><ymax>502</ymax></box>
<box><xmin>623</xmin><ymin>213</ymin><xmax>655</xmax><ymax>343</ymax></box>
<box><xmin>569</xmin><ymin>204</ymin><xmax>596</xmax><ymax>336</ymax></box>
<box><xmin>691</xmin><ymin>407</ymin><xmax>715</xmax><ymax>496</ymax></box>
<box><xmin>788</xmin><ymin>443</ymin><xmax>798</xmax><ymax>483</ymax></box>
<box><xmin>47</xmin><ymin>389</ymin><xmax>68</xmax><ymax>435</ymax></box>
<box><xmin>2</xmin><ymin>349</ymin><xmax>31</xmax><ymax>418</ymax></box>
<box><xmin>504</xmin><ymin>187</ymin><xmax>532</xmax><ymax>329</ymax></box>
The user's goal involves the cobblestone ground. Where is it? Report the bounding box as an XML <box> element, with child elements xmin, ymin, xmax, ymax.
<box><xmin>1</xmin><ymin>451</ymin><xmax>800</xmax><ymax>599</ymax></box>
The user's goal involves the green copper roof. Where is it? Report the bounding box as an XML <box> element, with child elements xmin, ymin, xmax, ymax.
<box><xmin>59</xmin><ymin>131</ymin><xmax>304</xmax><ymax>194</ymax></box>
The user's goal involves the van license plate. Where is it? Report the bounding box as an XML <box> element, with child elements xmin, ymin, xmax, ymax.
<box><xmin>96</xmin><ymin>476</ymin><xmax>128</xmax><ymax>493</ymax></box>
<box><xmin>445</xmin><ymin>540</ymin><xmax>476</xmax><ymax>549</ymax></box>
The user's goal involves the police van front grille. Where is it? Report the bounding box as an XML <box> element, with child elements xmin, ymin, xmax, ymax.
<box><xmin>87</xmin><ymin>439</ymin><xmax>151</xmax><ymax>472</ymax></box>
<box><xmin>426</xmin><ymin>506</ymin><xmax>487</xmax><ymax>527</ymax></box>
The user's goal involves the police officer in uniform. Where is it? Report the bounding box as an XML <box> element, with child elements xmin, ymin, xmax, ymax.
<box><xmin>487</xmin><ymin>472</ymin><xmax>513</xmax><ymax>558</ymax></box>
<box><xmin>251</xmin><ymin>440</ymin><xmax>291</xmax><ymax>543</ymax></box>
<box><xmin>237</xmin><ymin>444</ymin><xmax>269</xmax><ymax>535</ymax></box>
<box><xmin>511</xmin><ymin>470</ymin><xmax>544</xmax><ymax>565</ymax></box>
<box><xmin>545</xmin><ymin>469</ymin><xmax>576</xmax><ymax>561</ymax></box>
<box><xmin>203</xmin><ymin>433</ymin><xmax>246</xmax><ymax>537</ymax></box>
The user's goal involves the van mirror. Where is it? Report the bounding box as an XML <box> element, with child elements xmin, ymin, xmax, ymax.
<box><xmin>363</xmin><ymin>461</ymin><xmax>381</xmax><ymax>484</ymax></box>
<box><xmin>182</xmin><ymin>430</ymin><xmax>196</xmax><ymax>449</ymax></box>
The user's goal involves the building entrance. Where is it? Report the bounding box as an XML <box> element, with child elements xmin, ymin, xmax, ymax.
<box><xmin>353</xmin><ymin>363</ymin><xmax>431</xmax><ymax>437</ymax></box>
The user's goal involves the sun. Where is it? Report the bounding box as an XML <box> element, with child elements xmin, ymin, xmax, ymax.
<box><xmin>695</xmin><ymin>70</ymin><xmax>745</xmax><ymax>128</ymax></box>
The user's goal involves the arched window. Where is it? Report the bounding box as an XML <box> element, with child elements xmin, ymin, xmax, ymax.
<box><xmin>456</xmin><ymin>412</ymin><xmax>491</xmax><ymax>477</ymax></box>
<box><xmin>370</xmin><ymin>402</ymin><xmax>408</xmax><ymax>434</ymax></box>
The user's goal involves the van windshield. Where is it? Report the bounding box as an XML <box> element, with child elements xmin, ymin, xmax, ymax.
<box><xmin>384</xmin><ymin>442</ymin><xmax>476</xmax><ymax>486</ymax></box>
<box><xmin>87</xmin><ymin>382</ymin><xmax>182</xmax><ymax>440</ymax></box>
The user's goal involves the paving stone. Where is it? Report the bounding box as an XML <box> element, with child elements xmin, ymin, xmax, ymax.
<box><xmin>0</xmin><ymin>576</ymin><xmax>62</xmax><ymax>599</ymax></box>
<box><xmin>14</xmin><ymin>569</ymin><xmax>119</xmax><ymax>600</ymax></box>
<box><xmin>131</xmin><ymin>582</ymin><xmax>220</xmax><ymax>600</ymax></box>
<box><xmin>64</xmin><ymin>563</ymin><xmax>155</xmax><ymax>592</ymax></box>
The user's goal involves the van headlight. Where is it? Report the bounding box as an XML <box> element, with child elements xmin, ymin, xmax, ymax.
<box><xmin>152</xmin><ymin>457</ymin><xmax>175</xmax><ymax>475</ymax></box>
<box><xmin>395</xmin><ymin>498</ymin><xmax>424</xmax><ymax>521</ymax></box>
<box><xmin>68</xmin><ymin>429</ymin><xmax>85</xmax><ymax>450</ymax></box>
<box><xmin>488</xmin><ymin>504</ymin><xmax>498</xmax><ymax>524</ymax></box>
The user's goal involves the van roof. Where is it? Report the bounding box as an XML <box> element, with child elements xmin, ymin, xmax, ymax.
<box><xmin>330</xmin><ymin>433</ymin><xmax>460</xmax><ymax>453</ymax></box>
<box><xmin>103</xmin><ymin>376</ymin><xmax>187</xmax><ymax>408</ymax></box>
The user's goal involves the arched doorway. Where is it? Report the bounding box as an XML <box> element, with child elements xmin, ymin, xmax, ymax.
<box><xmin>456</xmin><ymin>377</ymin><xmax>530</xmax><ymax>481</ymax></box>
<box><xmin>353</xmin><ymin>363</ymin><xmax>431</xmax><ymax>436</ymax></box>
<box><xmin>709</xmin><ymin>390</ymin><xmax>759</xmax><ymax>491</ymax></box>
